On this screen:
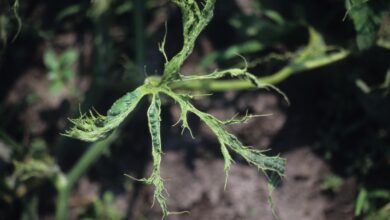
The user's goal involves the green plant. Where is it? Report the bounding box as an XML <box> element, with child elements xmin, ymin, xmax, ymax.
<box><xmin>64</xmin><ymin>0</ymin><xmax>286</xmax><ymax>217</ymax></box>
<box><xmin>43</xmin><ymin>48</ymin><xmax>78</xmax><ymax>93</ymax></box>
<box><xmin>62</xmin><ymin>0</ymin><xmax>351</xmax><ymax>218</ymax></box>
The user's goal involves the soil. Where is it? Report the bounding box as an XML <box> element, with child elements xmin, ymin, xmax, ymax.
<box><xmin>130</xmin><ymin>148</ymin><xmax>355</xmax><ymax>220</ymax></box>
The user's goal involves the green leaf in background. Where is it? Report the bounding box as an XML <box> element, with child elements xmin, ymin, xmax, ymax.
<box><xmin>89</xmin><ymin>0</ymin><xmax>113</xmax><ymax>18</ymax></box>
<box><xmin>44</xmin><ymin>49</ymin><xmax>59</xmax><ymax>70</ymax></box>
<box><xmin>263</xmin><ymin>10</ymin><xmax>285</xmax><ymax>25</ymax></box>
<box><xmin>60</xmin><ymin>49</ymin><xmax>78</xmax><ymax>68</ymax></box>
<box><xmin>49</xmin><ymin>81</ymin><xmax>64</xmax><ymax>93</ymax></box>
<box><xmin>355</xmin><ymin>187</ymin><xmax>368</xmax><ymax>216</ymax></box>
<box><xmin>62</xmin><ymin>69</ymin><xmax>74</xmax><ymax>81</ymax></box>
<box><xmin>346</xmin><ymin>0</ymin><xmax>390</xmax><ymax>50</ymax></box>
<box><xmin>56</xmin><ymin>4</ymin><xmax>83</xmax><ymax>22</ymax></box>
<box><xmin>44</xmin><ymin>48</ymin><xmax>78</xmax><ymax>93</ymax></box>
<box><xmin>355</xmin><ymin>188</ymin><xmax>390</xmax><ymax>218</ymax></box>
<box><xmin>320</xmin><ymin>174</ymin><xmax>343</xmax><ymax>192</ymax></box>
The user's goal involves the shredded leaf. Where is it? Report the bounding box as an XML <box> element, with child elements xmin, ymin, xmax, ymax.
<box><xmin>161</xmin><ymin>0</ymin><xmax>216</xmax><ymax>82</ymax></box>
<box><xmin>181</xmin><ymin>54</ymin><xmax>290</xmax><ymax>104</ymax></box>
<box><xmin>162</xmin><ymin>88</ymin><xmax>286</xmax><ymax>178</ymax></box>
<box><xmin>127</xmin><ymin>94</ymin><xmax>170</xmax><ymax>216</ymax></box>
<box><xmin>64</xmin><ymin>86</ymin><xmax>147</xmax><ymax>141</ymax></box>
<box><xmin>145</xmin><ymin>94</ymin><xmax>168</xmax><ymax>215</ymax></box>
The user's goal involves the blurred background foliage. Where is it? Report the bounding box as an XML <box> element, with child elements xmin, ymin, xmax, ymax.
<box><xmin>0</xmin><ymin>0</ymin><xmax>389</xmax><ymax>219</ymax></box>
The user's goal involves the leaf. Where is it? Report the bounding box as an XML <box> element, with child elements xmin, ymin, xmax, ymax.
<box><xmin>161</xmin><ymin>0</ymin><xmax>216</xmax><ymax>82</ymax></box>
<box><xmin>355</xmin><ymin>188</ymin><xmax>368</xmax><ymax>216</ymax></box>
<box><xmin>182</xmin><ymin>56</ymin><xmax>290</xmax><ymax>104</ymax></box>
<box><xmin>163</xmin><ymin>88</ymin><xmax>285</xmax><ymax>178</ymax></box>
<box><xmin>346</xmin><ymin>0</ymin><xmax>390</xmax><ymax>50</ymax></box>
<box><xmin>355</xmin><ymin>79</ymin><xmax>371</xmax><ymax>93</ymax></box>
<box><xmin>293</xmin><ymin>27</ymin><xmax>327</xmax><ymax>64</ymax></box>
<box><xmin>126</xmin><ymin>93</ymin><xmax>188</xmax><ymax>217</ymax></box>
<box><xmin>220</xmin><ymin>141</ymin><xmax>234</xmax><ymax>189</ymax></box>
<box><xmin>144</xmin><ymin>94</ymin><xmax>169</xmax><ymax>216</ymax></box>
<box><xmin>348</xmin><ymin>3</ymin><xmax>377</xmax><ymax>50</ymax></box>
<box><xmin>282</xmin><ymin>28</ymin><xmax>349</xmax><ymax>79</ymax></box>
<box><xmin>56</xmin><ymin>4</ymin><xmax>83</xmax><ymax>22</ymax></box>
<box><xmin>63</xmin><ymin>69</ymin><xmax>75</xmax><ymax>81</ymax></box>
<box><xmin>44</xmin><ymin>49</ymin><xmax>59</xmax><ymax>70</ymax></box>
<box><xmin>49</xmin><ymin>80</ymin><xmax>64</xmax><ymax>93</ymax></box>
<box><xmin>64</xmin><ymin>86</ymin><xmax>147</xmax><ymax>142</ymax></box>
<box><xmin>60</xmin><ymin>49</ymin><xmax>78</xmax><ymax>67</ymax></box>
<box><xmin>264</xmin><ymin>10</ymin><xmax>285</xmax><ymax>25</ymax></box>
<box><xmin>89</xmin><ymin>0</ymin><xmax>113</xmax><ymax>18</ymax></box>
<box><xmin>48</xmin><ymin>71</ymin><xmax>58</xmax><ymax>80</ymax></box>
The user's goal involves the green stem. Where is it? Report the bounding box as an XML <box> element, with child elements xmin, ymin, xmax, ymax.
<box><xmin>55</xmin><ymin>174</ymin><xmax>69</xmax><ymax>220</ymax></box>
<box><xmin>171</xmin><ymin>49</ymin><xmax>349</xmax><ymax>91</ymax></box>
<box><xmin>54</xmin><ymin>133</ymin><xmax>117</xmax><ymax>220</ymax></box>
